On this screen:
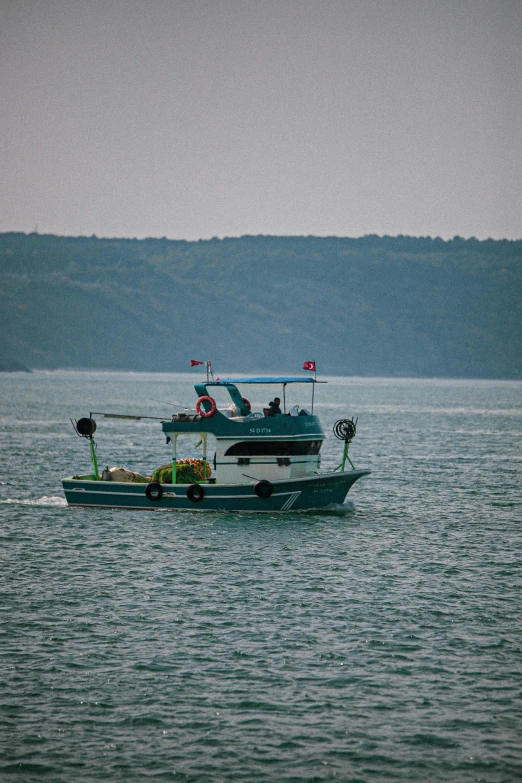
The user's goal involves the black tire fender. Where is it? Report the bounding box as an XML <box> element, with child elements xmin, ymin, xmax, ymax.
<box><xmin>76</xmin><ymin>417</ymin><xmax>97</xmax><ymax>436</ymax></box>
<box><xmin>187</xmin><ymin>483</ymin><xmax>205</xmax><ymax>503</ymax></box>
<box><xmin>254</xmin><ymin>480</ymin><xmax>273</xmax><ymax>499</ymax></box>
<box><xmin>145</xmin><ymin>481</ymin><xmax>163</xmax><ymax>502</ymax></box>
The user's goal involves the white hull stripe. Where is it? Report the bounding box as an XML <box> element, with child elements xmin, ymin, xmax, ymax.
<box><xmin>69</xmin><ymin>488</ymin><xmax>303</xmax><ymax>501</ymax></box>
<box><xmin>280</xmin><ymin>491</ymin><xmax>301</xmax><ymax>510</ymax></box>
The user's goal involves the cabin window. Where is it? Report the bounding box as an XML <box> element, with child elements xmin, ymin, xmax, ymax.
<box><xmin>224</xmin><ymin>440</ymin><xmax>322</xmax><ymax>456</ymax></box>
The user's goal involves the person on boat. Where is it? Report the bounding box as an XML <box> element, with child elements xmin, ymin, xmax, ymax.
<box><xmin>267</xmin><ymin>397</ymin><xmax>282</xmax><ymax>416</ymax></box>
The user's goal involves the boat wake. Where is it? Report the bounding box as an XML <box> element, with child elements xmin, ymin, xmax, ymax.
<box><xmin>1</xmin><ymin>495</ymin><xmax>67</xmax><ymax>507</ymax></box>
<box><xmin>324</xmin><ymin>500</ymin><xmax>356</xmax><ymax>513</ymax></box>
<box><xmin>300</xmin><ymin>500</ymin><xmax>356</xmax><ymax>515</ymax></box>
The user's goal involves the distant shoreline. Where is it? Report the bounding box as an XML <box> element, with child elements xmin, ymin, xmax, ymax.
<box><xmin>0</xmin><ymin>361</ymin><xmax>30</xmax><ymax>373</ymax></box>
<box><xmin>2</xmin><ymin>367</ymin><xmax>520</xmax><ymax>382</ymax></box>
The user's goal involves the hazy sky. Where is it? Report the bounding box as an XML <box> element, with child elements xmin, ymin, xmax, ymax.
<box><xmin>1</xmin><ymin>0</ymin><xmax>521</xmax><ymax>240</ymax></box>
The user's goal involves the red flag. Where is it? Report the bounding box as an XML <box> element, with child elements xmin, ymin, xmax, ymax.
<box><xmin>303</xmin><ymin>361</ymin><xmax>316</xmax><ymax>371</ymax></box>
<box><xmin>190</xmin><ymin>360</ymin><xmax>205</xmax><ymax>367</ymax></box>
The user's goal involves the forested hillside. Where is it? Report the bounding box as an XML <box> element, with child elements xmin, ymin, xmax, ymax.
<box><xmin>1</xmin><ymin>232</ymin><xmax>520</xmax><ymax>378</ymax></box>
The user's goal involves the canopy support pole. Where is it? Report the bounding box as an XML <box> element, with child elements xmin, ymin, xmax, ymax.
<box><xmin>171</xmin><ymin>433</ymin><xmax>178</xmax><ymax>485</ymax></box>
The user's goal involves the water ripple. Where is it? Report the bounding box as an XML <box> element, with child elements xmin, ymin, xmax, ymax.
<box><xmin>1</xmin><ymin>372</ymin><xmax>521</xmax><ymax>782</ymax></box>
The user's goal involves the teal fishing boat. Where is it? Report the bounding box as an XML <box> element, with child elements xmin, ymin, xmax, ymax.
<box><xmin>62</xmin><ymin>373</ymin><xmax>370</xmax><ymax>512</ymax></box>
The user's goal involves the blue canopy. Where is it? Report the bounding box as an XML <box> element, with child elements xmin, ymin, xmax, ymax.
<box><xmin>213</xmin><ymin>377</ymin><xmax>318</xmax><ymax>384</ymax></box>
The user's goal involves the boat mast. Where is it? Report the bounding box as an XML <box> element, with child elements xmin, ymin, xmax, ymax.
<box><xmin>311</xmin><ymin>361</ymin><xmax>316</xmax><ymax>413</ymax></box>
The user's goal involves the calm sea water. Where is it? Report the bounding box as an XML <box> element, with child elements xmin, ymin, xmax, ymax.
<box><xmin>1</xmin><ymin>371</ymin><xmax>521</xmax><ymax>782</ymax></box>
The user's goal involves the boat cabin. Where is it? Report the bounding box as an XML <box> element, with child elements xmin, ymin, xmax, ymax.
<box><xmin>162</xmin><ymin>377</ymin><xmax>325</xmax><ymax>484</ymax></box>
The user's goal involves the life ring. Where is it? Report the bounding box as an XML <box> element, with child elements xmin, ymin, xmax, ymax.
<box><xmin>146</xmin><ymin>481</ymin><xmax>163</xmax><ymax>502</ymax></box>
<box><xmin>242</xmin><ymin>397</ymin><xmax>251</xmax><ymax>411</ymax></box>
<box><xmin>196</xmin><ymin>395</ymin><xmax>217</xmax><ymax>418</ymax></box>
<box><xmin>254</xmin><ymin>480</ymin><xmax>273</xmax><ymax>499</ymax></box>
<box><xmin>187</xmin><ymin>483</ymin><xmax>205</xmax><ymax>502</ymax></box>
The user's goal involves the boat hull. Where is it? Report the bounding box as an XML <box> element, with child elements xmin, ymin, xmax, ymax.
<box><xmin>62</xmin><ymin>470</ymin><xmax>370</xmax><ymax>512</ymax></box>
